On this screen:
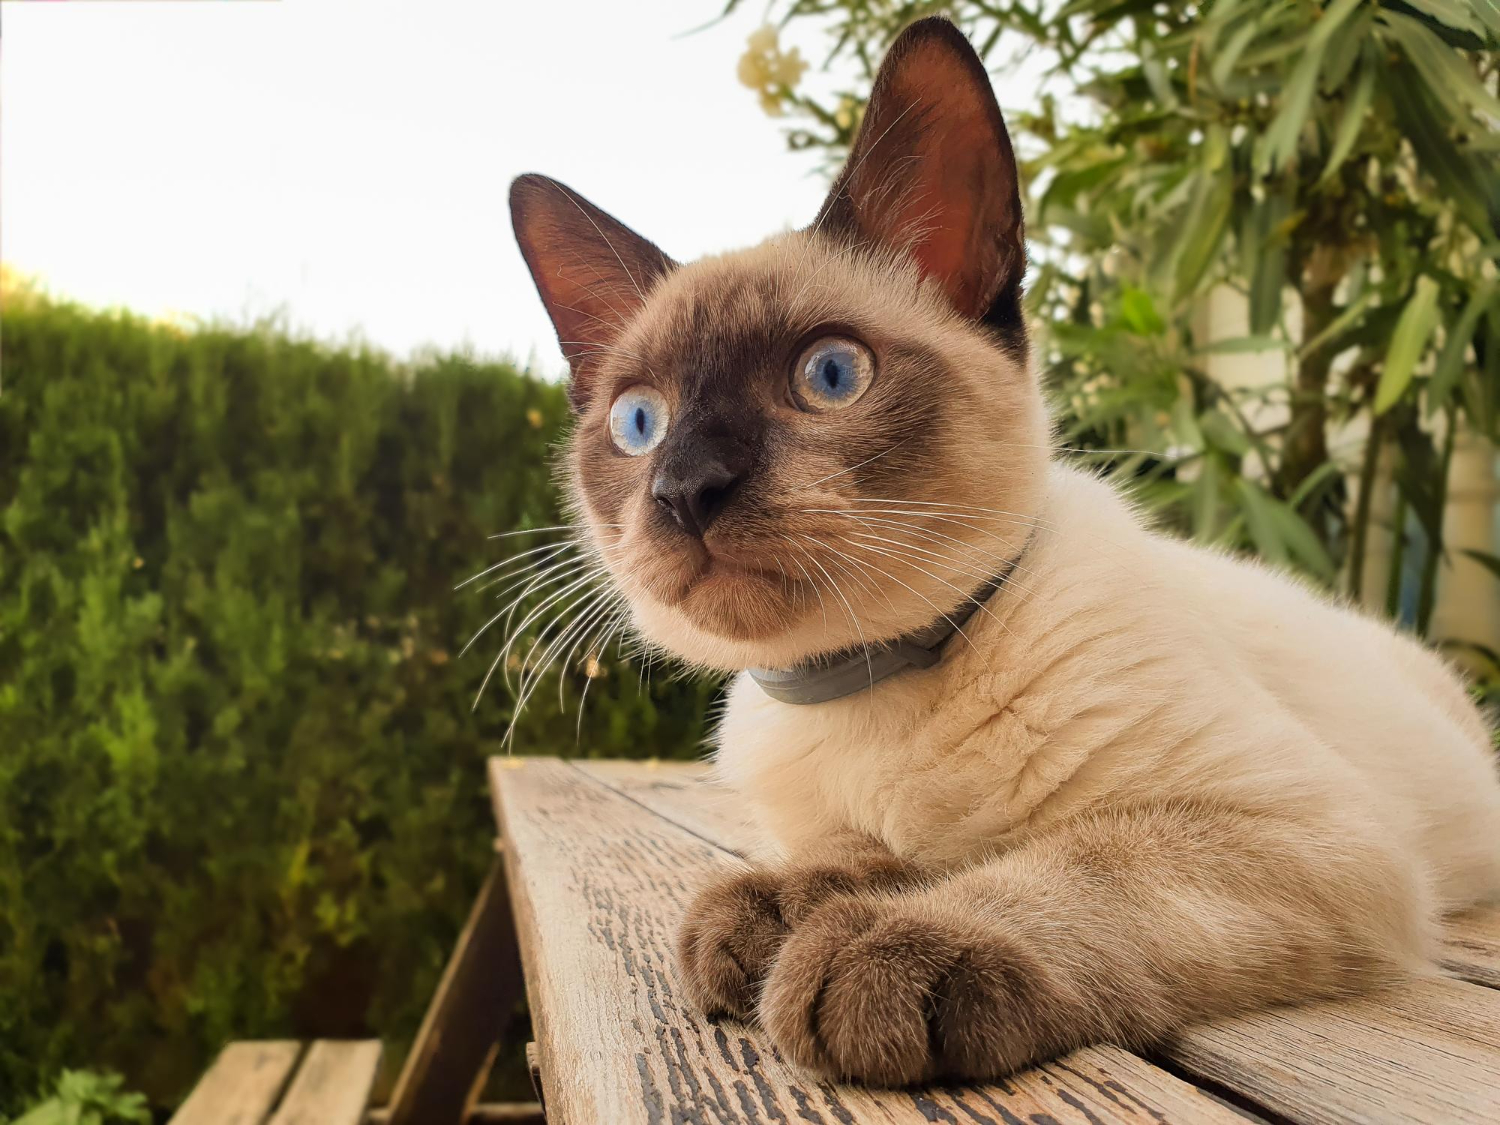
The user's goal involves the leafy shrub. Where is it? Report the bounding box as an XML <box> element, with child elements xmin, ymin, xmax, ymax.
<box><xmin>7</xmin><ymin>1070</ymin><xmax>150</xmax><ymax>1125</ymax></box>
<box><xmin>0</xmin><ymin>291</ymin><xmax>716</xmax><ymax>1113</ymax></box>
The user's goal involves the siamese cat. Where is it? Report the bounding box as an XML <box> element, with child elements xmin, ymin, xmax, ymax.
<box><xmin>510</xmin><ymin>16</ymin><xmax>1500</xmax><ymax>1086</ymax></box>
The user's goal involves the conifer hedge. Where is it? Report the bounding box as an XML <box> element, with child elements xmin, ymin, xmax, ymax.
<box><xmin>0</xmin><ymin>292</ymin><xmax>715</xmax><ymax>1112</ymax></box>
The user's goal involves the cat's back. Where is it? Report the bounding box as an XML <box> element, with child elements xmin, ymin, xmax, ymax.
<box><xmin>1074</xmin><ymin>466</ymin><xmax>1500</xmax><ymax>906</ymax></box>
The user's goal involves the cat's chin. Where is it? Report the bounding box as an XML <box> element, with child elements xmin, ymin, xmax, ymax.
<box><xmin>623</xmin><ymin>563</ymin><xmax>835</xmax><ymax>672</ymax></box>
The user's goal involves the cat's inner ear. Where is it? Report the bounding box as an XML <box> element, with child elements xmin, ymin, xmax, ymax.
<box><xmin>510</xmin><ymin>174</ymin><xmax>675</xmax><ymax>409</ymax></box>
<box><xmin>814</xmin><ymin>18</ymin><xmax>1024</xmax><ymax>321</ymax></box>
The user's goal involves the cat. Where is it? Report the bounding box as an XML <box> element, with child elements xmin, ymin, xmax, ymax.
<box><xmin>509</xmin><ymin>15</ymin><xmax>1500</xmax><ymax>1086</ymax></box>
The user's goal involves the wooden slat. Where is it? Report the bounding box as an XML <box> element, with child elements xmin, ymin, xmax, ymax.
<box><xmin>366</xmin><ymin>1103</ymin><xmax>543</xmax><ymax>1125</ymax></box>
<box><xmin>1441</xmin><ymin>906</ymin><xmax>1500</xmax><ymax>988</ymax></box>
<box><xmin>169</xmin><ymin>1041</ymin><xmax>302</xmax><ymax>1125</ymax></box>
<box><xmin>268</xmin><ymin>1040</ymin><xmax>382</xmax><ymax>1125</ymax></box>
<box><xmin>490</xmin><ymin>756</ymin><xmax>1251</xmax><ymax>1125</ymax></box>
<box><xmin>573</xmin><ymin>759</ymin><xmax>751</xmax><ymax>849</ymax></box>
<box><xmin>383</xmin><ymin>857</ymin><xmax>524</xmax><ymax>1125</ymax></box>
<box><xmin>1162</xmin><ymin>976</ymin><xmax>1500</xmax><ymax>1125</ymax></box>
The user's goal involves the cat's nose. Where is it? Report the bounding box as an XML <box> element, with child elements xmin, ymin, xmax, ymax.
<box><xmin>651</xmin><ymin>462</ymin><xmax>743</xmax><ymax>538</ymax></box>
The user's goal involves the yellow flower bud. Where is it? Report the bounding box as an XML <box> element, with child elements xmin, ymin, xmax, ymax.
<box><xmin>737</xmin><ymin>51</ymin><xmax>766</xmax><ymax>89</ymax></box>
<box><xmin>747</xmin><ymin>24</ymin><xmax>778</xmax><ymax>53</ymax></box>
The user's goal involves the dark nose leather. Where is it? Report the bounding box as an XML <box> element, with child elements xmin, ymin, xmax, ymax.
<box><xmin>652</xmin><ymin>461</ymin><xmax>743</xmax><ymax>538</ymax></box>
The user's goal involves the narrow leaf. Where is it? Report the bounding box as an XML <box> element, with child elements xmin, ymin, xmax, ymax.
<box><xmin>1428</xmin><ymin>281</ymin><xmax>1498</xmax><ymax>415</ymax></box>
<box><xmin>1318</xmin><ymin>58</ymin><xmax>1376</xmax><ymax>184</ymax></box>
<box><xmin>1375</xmin><ymin>275</ymin><xmax>1441</xmax><ymax>414</ymax></box>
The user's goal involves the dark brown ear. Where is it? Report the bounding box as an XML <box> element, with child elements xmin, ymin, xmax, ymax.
<box><xmin>510</xmin><ymin>174</ymin><xmax>675</xmax><ymax>409</ymax></box>
<box><xmin>813</xmin><ymin>18</ymin><xmax>1024</xmax><ymax>324</ymax></box>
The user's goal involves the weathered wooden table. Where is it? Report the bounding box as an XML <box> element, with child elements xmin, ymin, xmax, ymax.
<box><xmin>490</xmin><ymin>756</ymin><xmax>1500</xmax><ymax>1125</ymax></box>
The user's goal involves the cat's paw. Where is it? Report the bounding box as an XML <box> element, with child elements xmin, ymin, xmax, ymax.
<box><xmin>677</xmin><ymin>853</ymin><xmax>917</xmax><ymax>1020</ymax></box>
<box><xmin>677</xmin><ymin>869</ymin><xmax>789</xmax><ymax>1019</ymax></box>
<box><xmin>759</xmin><ymin>896</ymin><xmax>1058</xmax><ymax>1085</ymax></box>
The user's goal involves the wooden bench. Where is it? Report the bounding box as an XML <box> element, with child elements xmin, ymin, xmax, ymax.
<box><xmin>484</xmin><ymin>756</ymin><xmax>1500</xmax><ymax>1125</ymax></box>
<box><xmin>168</xmin><ymin>1039</ymin><xmax>381</xmax><ymax>1125</ymax></box>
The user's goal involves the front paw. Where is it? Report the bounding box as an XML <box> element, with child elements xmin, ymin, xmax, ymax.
<box><xmin>677</xmin><ymin>869</ymin><xmax>789</xmax><ymax>1019</ymax></box>
<box><xmin>760</xmin><ymin>897</ymin><xmax>1058</xmax><ymax>1085</ymax></box>
<box><xmin>677</xmin><ymin>853</ymin><xmax>917</xmax><ymax>1020</ymax></box>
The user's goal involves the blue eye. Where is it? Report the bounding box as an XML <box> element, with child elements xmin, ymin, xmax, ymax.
<box><xmin>792</xmin><ymin>336</ymin><xmax>876</xmax><ymax>411</ymax></box>
<box><xmin>608</xmin><ymin>386</ymin><xmax>670</xmax><ymax>455</ymax></box>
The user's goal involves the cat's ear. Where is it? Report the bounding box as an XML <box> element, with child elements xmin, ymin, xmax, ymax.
<box><xmin>813</xmin><ymin>18</ymin><xmax>1024</xmax><ymax>321</ymax></box>
<box><xmin>510</xmin><ymin>174</ymin><xmax>676</xmax><ymax>409</ymax></box>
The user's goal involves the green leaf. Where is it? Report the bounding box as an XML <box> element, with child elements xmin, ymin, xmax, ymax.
<box><xmin>1255</xmin><ymin>0</ymin><xmax>1365</xmax><ymax>174</ymax></box>
<box><xmin>1387</xmin><ymin>65</ymin><xmax>1499</xmax><ymax>235</ymax></box>
<box><xmin>1318</xmin><ymin>55</ymin><xmax>1376</xmax><ymax>184</ymax></box>
<box><xmin>1236</xmin><ymin>478</ymin><xmax>1288</xmax><ymax>566</ymax></box>
<box><xmin>1428</xmin><ymin>281</ymin><xmax>1498</xmax><ymax>415</ymax></box>
<box><xmin>1195</xmin><ymin>334</ymin><xmax>1284</xmax><ymax>355</ymax></box>
<box><xmin>1192</xmin><ymin>453</ymin><xmax>1223</xmax><ymax>540</ymax></box>
<box><xmin>1382</xmin><ymin>11</ymin><xmax>1500</xmax><ymax>121</ymax></box>
<box><xmin>1200</xmin><ymin>409</ymin><xmax>1252</xmax><ymax>455</ymax></box>
<box><xmin>1390</xmin><ymin>0</ymin><xmax>1487</xmax><ymax>39</ymax></box>
<box><xmin>1268</xmin><ymin>498</ymin><xmax>1336</xmax><ymax>579</ymax></box>
<box><xmin>1119</xmin><ymin>286</ymin><xmax>1166</xmax><ymax>335</ymax></box>
<box><xmin>1172</xmin><ymin>170</ymin><xmax>1234</xmax><ymax>297</ymax></box>
<box><xmin>1375</xmin><ymin>275</ymin><xmax>1441</xmax><ymax>414</ymax></box>
<box><xmin>1297</xmin><ymin>289</ymin><xmax>1378</xmax><ymax>359</ymax></box>
<box><xmin>1288</xmin><ymin>460</ymin><xmax>1343</xmax><ymax>510</ymax></box>
<box><xmin>1254</xmin><ymin>40</ymin><xmax>1324</xmax><ymax>174</ymax></box>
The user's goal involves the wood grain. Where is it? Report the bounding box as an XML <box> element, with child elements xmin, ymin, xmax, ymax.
<box><xmin>573</xmin><ymin>759</ymin><xmax>749</xmax><ymax>850</ymax></box>
<box><xmin>1441</xmin><ymin>906</ymin><xmax>1500</xmax><ymax>988</ymax></box>
<box><xmin>266</xmin><ymin>1040</ymin><xmax>382</xmax><ymax>1125</ymax></box>
<box><xmin>168</xmin><ymin>1041</ymin><xmax>301</xmax><ymax>1125</ymax></box>
<box><xmin>490</xmin><ymin>757</ymin><xmax>1252</xmax><ymax>1125</ymax></box>
<box><xmin>1162</xmin><ymin>976</ymin><xmax>1500</xmax><ymax>1125</ymax></box>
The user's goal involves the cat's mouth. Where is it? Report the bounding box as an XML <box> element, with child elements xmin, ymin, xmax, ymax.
<box><xmin>639</xmin><ymin>543</ymin><xmax>797</xmax><ymax>641</ymax></box>
<box><xmin>682</xmin><ymin>549</ymin><xmax>782</xmax><ymax>593</ymax></box>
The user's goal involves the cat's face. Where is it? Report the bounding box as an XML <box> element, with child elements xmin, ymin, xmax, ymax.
<box><xmin>513</xmin><ymin>18</ymin><xmax>1046</xmax><ymax>671</ymax></box>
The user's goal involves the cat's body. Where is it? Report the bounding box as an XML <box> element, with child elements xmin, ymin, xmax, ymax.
<box><xmin>510</xmin><ymin>15</ymin><xmax>1500</xmax><ymax>1086</ymax></box>
<box><xmin>717</xmin><ymin>460</ymin><xmax>1500</xmax><ymax>903</ymax></box>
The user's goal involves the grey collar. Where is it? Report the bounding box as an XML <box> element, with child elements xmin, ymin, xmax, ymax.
<box><xmin>748</xmin><ymin>539</ymin><xmax>1030</xmax><ymax>705</ymax></box>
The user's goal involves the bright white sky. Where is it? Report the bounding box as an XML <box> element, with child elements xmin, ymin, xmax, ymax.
<box><xmin>1</xmin><ymin>0</ymin><xmax>1031</xmax><ymax>378</ymax></box>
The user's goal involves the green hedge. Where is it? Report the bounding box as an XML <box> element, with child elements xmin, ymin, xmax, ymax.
<box><xmin>0</xmin><ymin>293</ymin><xmax>716</xmax><ymax>1113</ymax></box>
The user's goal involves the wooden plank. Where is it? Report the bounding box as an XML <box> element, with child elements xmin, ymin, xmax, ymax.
<box><xmin>1162</xmin><ymin>976</ymin><xmax>1500</xmax><ymax>1125</ymax></box>
<box><xmin>366</xmin><ymin>1104</ymin><xmax>544</xmax><ymax>1125</ymax></box>
<box><xmin>268</xmin><ymin>1040</ymin><xmax>382</xmax><ymax>1125</ymax></box>
<box><xmin>169</xmin><ymin>1041</ymin><xmax>302</xmax><ymax>1125</ymax></box>
<box><xmin>1441</xmin><ymin>906</ymin><xmax>1500</xmax><ymax>988</ymax></box>
<box><xmin>490</xmin><ymin>756</ymin><xmax>1252</xmax><ymax>1125</ymax></box>
<box><xmin>573</xmin><ymin>759</ymin><xmax>752</xmax><ymax>850</ymax></box>
<box><xmin>383</xmin><ymin>857</ymin><xmax>524</xmax><ymax>1125</ymax></box>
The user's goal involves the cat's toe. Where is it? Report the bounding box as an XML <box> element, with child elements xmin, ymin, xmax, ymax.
<box><xmin>676</xmin><ymin>868</ymin><xmax>789</xmax><ymax>1019</ymax></box>
<box><xmin>761</xmin><ymin>897</ymin><xmax>1053</xmax><ymax>1085</ymax></box>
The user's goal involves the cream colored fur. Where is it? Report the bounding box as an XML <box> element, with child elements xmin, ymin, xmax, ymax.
<box><xmin>714</xmin><ymin>462</ymin><xmax>1500</xmax><ymax>929</ymax></box>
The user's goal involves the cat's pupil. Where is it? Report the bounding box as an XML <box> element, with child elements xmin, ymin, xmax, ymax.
<box><xmin>822</xmin><ymin>358</ymin><xmax>841</xmax><ymax>389</ymax></box>
<box><xmin>634</xmin><ymin>407</ymin><xmax>647</xmax><ymax>436</ymax></box>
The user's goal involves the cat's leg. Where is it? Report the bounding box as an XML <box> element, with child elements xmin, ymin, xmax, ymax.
<box><xmin>759</xmin><ymin>800</ymin><xmax>1429</xmax><ymax>1085</ymax></box>
<box><xmin>677</xmin><ymin>831</ymin><xmax>922</xmax><ymax>1019</ymax></box>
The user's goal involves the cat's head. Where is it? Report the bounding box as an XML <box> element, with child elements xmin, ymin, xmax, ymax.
<box><xmin>511</xmin><ymin>17</ymin><xmax>1047</xmax><ymax>672</ymax></box>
